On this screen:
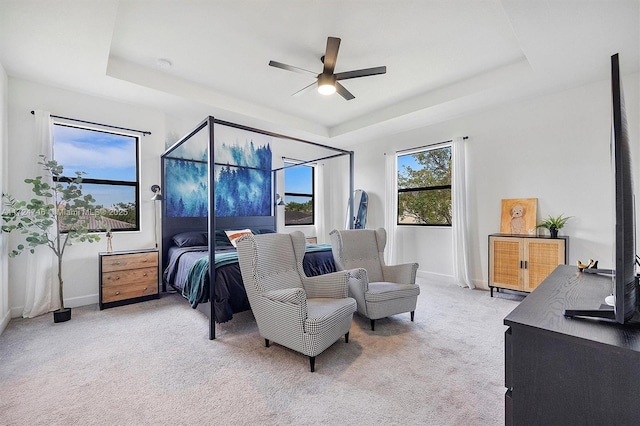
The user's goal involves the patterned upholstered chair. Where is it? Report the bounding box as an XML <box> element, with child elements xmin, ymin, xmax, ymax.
<box><xmin>236</xmin><ymin>231</ymin><xmax>357</xmax><ymax>372</ymax></box>
<box><xmin>330</xmin><ymin>228</ymin><xmax>420</xmax><ymax>331</ymax></box>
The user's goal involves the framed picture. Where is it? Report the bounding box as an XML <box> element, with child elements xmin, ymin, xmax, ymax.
<box><xmin>500</xmin><ymin>198</ymin><xmax>537</xmax><ymax>235</ymax></box>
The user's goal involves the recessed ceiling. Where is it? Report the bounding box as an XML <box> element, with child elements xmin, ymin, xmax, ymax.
<box><xmin>1</xmin><ymin>0</ymin><xmax>638</xmax><ymax>146</ymax></box>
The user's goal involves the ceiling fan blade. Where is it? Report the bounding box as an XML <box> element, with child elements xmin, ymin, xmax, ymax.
<box><xmin>269</xmin><ymin>60</ymin><xmax>317</xmax><ymax>76</ymax></box>
<box><xmin>322</xmin><ymin>37</ymin><xmax>341</xmax><ymax>75</ymax></box>
<box><xmin>335</xmin><ymin>66</ymin><xmax>387</xmax><ymax>81</ymax></box>
<box><xmin>335</xmin><ymin>82</ymin><xmax>355</xmax><ymax>101</ymax></box>
<box><xmin>292</xmin><ymin>81</ymin><xmax>316</xmax><ymax>97</ymax></box>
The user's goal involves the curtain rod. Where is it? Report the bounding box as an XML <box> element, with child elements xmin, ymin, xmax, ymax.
<box><xmin>30</xmin><ymin>111</ymin><xmax>151</xmax><ymax>136</ymax></box>
<box><xmin>394</xmin><ymin>136</ymin><xmax>468</xmax><ymax>155</ymax></box>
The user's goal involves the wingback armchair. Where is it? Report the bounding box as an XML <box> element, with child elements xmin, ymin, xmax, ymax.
<box><xmin>330</xmin><ymin>228</ymin><xmax>420</xmax><ymax>331</ymax></box>
<box><xmin>236</xmin><ymin>231</ymin><xmax>357</xmax><ymax>372</ymax></box>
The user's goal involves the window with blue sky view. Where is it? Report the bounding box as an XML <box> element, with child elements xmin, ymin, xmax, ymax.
<box><xmin>53</xmin><ymin>123</ymin><xmax>139</xmax><ymax>231</ymax></box>
<box><xmin>284</xmin><ymin>162</ymin><xmax>314</xmax><ymax>225</ymax></box>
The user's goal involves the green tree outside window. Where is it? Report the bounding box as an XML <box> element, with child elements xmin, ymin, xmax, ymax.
<box><xmin>397</xmin><ymin>145</ymin><xmax>452</xmax><ymax>226</ymax></box>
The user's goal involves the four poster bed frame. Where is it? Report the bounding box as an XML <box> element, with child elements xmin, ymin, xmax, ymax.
<box><xmin>160</xmin><ymin>117</ymin><xmax>355</xmax><ymax>339</ymax></box>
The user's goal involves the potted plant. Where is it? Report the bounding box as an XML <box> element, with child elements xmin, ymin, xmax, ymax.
<box><xmin>1</xmin><ymin>156</ymin><xmax>101</xmax><ymax>322</ymax></box>
<box><xmin>536</xmin><ymin>214</ymin><xmax>572</xmax><ymax>238</ymax></box>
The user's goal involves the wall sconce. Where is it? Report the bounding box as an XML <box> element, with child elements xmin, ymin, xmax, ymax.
<box><xmin>151</xmin><ymin>185</ymin><xmax>162</xmax><ymax>248</ymax></box>
<box><xmin>150</xmin><ymin>185</ymin><xmax>163</xmax><ymax>201</ymax></box>
<box><xmin>275</xmin><ymin>193</ymin><xmax>285</xmax><ymax>206</ymax></box>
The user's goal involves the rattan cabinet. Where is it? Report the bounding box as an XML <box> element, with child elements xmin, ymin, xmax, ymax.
<box><xmin>99</xmin><ymin>249</ymin><xmax>159</xmax><ymax>309</ymax></box>
<box><xmin>488</xmin><ymin>234</ymin><xmax>568</xmax><ymax>296</ymax></box>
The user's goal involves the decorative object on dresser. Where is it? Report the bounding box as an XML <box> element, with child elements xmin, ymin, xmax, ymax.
<box><xmin>488</xmin><ymin>234</ymin><xmax>568</xmax><ymax>297</ymax></box>
<box><xmin>536</xmin><ymin>213</ymin><xmax>572</xmax><ymax>238</ymax></box>
<box><xmin>1</xmin><ymin>156</ymin><xmax>101</xmax><ymax>323</ymax></box>
<box><xmin>105</xmin><ymin>226</ymin><xmax>113</xmax><ymax>253</ymax></box>
<box><xmin>99</xmin><ymin>249</ymin><xmax>159</xmax><ymax>309</ymax></box>
<box><xmin>329</xmin><ymin>228</ymin><xmax>420</xmax><ymax>331</ymax></box>
<box><xmin>576</xmin><ymin>258</ymin><xmax>598</xmax><ymax>271</ymax></box>
<box><xmin>499</xmin><ymin>198</ymin><xmax>537</xmax><ymax>235</ymax></box>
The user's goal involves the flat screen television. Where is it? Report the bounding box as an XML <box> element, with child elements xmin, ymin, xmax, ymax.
<box><xmin>564</xmin><ymin>53</ymin><xmax>639</xmax><ymax>324</ymax></box>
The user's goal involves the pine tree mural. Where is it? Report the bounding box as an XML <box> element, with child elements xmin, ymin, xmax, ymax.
<box><xmin>164</xmin><ymin>132</ymin><xmax>272</xmax><ymax>218</ymax></box>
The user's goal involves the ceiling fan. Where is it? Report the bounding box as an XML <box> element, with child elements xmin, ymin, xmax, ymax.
<box><xmin>268</xmin><ymin>36</ymin><xmax>387</xmax><ymax>101</ymax></box>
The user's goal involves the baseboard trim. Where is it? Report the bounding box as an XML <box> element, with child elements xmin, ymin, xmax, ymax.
<box><xmin>10</xmin><ymin>306</ymin><xmax>23</xmax><ymax>318</ymax></box>
<box><xmin>417</xmin><ymin>270</ymin><xmax>456</xmax><ymax>284</ymax></box>
<box><xmin>65</xmin><ymin>294</ymin><xmax>99</xmax><ymax>309</ymax></box>
<box><xmin>0</xmin><ymin>309</ymin><xmax>10</xmax><ymax>335</ymax></box>
<box><xmin>417</xmin><ymin>270</ymin><xmax>489</xmax><ymax>290</ymax></box>
<box><xmin>8</xmin><ymin>294</ymin><xmax>99</xmax><ymax>320</ymax></box>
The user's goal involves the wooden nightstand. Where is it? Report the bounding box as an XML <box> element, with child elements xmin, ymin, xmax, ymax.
<box><xmin>99</xmin><ymin>249</ymin><xmax>159</xmax><ymax>310</ymax></box>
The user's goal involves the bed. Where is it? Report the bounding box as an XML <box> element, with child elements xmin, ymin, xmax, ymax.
<box><xmin>160</xmin><ymin>117</ymin><xmax>354</xmax><ymax>339</ymax></box>
<box><xmin>162</xmin><ymin>229</ymin><xmax>336</xmax><ymax>323</ymax></box>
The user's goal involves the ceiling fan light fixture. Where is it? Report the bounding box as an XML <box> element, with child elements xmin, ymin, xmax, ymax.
<box><xmin>317</xmin><ymin>74</ymin><xmax>336</xmax><ymax>95</ymax></box>
<box><xmin>269</xmin><ymin>36</ymin><xmax>386</xmax><ymax>100</ymax></box>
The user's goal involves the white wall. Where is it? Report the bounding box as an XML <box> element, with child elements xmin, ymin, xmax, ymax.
<box><xmin>6</xmin><ymin>78</ymin><xmax>167</xmax><ymax>316</ymax></box>
<box><xmin>0</xmin><ymin>62</ymin><xmax>9</xmax><ymax>333</ymax></box>
<box><xmin>4</xmin><ymin>78</ymin><xmax>352</xmax><ymax>317</ymax></box>
<box><xmin>5</xmin><ymin>70</ymin><xmax>638</xmax><ymax>311</ymax></box>
<box><xmin>349</xmin><ymin>74</ymin><xmax>639</xmax><ymax>288</ymax></box>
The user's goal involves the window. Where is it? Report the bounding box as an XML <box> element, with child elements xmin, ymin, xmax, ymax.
<box><xmin>52</xmin><ymin>123</ymin><xmax>140</xmax><ymax>231</ymax></box>
<box><xmin>397</xmin><ymin>144</ymin><xmax>452</xmax><ymax>226</ymax></box>
<box><xmin>283</xmin><ymin>161</ymin><xmax>314</xmax><ymax>225</ymax></box>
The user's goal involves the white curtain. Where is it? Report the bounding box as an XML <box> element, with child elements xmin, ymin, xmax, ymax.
<box><xmin>384</xmin><ymin>153</ymin><xmax>398</xmax><ymax>265</ymax></box>
<box><xmin>22</xmin><ymin>110</ymin><xmax>57</xmax><ymax>317</ymax></box>
<box><xmin>452</xmin><ymin>137</ymin><xmax>473</xmax><ymax>288</ymax></box>
<box><xmin>315</xmin><ymin>163</ymin><xmax>326</xmax><ymax>243</ymax></box>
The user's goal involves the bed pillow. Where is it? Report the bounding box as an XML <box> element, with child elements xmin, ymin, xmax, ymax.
<box><xmin>225</xmin><ymin>229</ymin><xmax>253</xmax><ymax>247</ymax></box>
<box><xmin>172</xmin><ymin>231</ymin><xmax>208</xmax><ymax>248</ymax></box>
<box><xmin>214</xmin><ymin>230</ymin><xmax>234</xmax><ymax>248</ymax></box>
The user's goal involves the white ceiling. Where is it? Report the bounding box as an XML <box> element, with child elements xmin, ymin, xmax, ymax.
<box><xmin>1</xmin><ymin>0</ymin><xmax>638</xmax><ymax>147</ymax></box>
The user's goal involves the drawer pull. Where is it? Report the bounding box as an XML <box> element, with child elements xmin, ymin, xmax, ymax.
<box><xmin>115</xmin><ymin>276</ymin><xmax>120</xmax><ymax>280</ymax></box>
<box><xmin>143</xmin><ymin>287</ymin><xmax>147</xmax><ymax>291</ymax></box>
<box><xmin>114</xmin><ymin>262</ymin><xmax>121</xmax><ymax>265</ymax></box>
<box><xmin>143</xmin><ymin>273</ymin><xmax>148</xmax><ymax>276</ymax></box>
<box><xmin>115</xmin><ymin>291</ymin><xmax>120</xmax><ymax>295</ymax></box>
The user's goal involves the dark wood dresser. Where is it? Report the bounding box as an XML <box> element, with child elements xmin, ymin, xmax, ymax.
<box><xmin>504</xmin><ymin>264</ymin><xmax>640</xmax><ymax>425</ymax></box>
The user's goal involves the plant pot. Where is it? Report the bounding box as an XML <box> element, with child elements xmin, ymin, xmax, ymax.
<box><xmin>53</xmin><ymin>308</ymin><xmax>71</xmax><ymax>323</ymax></box>
<box><xmin>549</xmin><ymin>228</ymin><xmax>559</xmax><ymax>238</ymax></box>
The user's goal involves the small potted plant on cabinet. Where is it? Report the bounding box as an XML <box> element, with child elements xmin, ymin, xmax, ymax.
<box><xmin>1</xmin><ymin>156</ymin><xmax>101</xmax><ymax>322</ymax></box>
<box><xmin>536</xmin><ymin>214</ymin><xmax>572</xmax><ymax>238</ymax></box>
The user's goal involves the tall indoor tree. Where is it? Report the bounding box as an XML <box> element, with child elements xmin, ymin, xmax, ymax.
<box><xmin>1</xmin><ymin>156</ymin><xmax>101</xmax><ymax>322</ymax></box>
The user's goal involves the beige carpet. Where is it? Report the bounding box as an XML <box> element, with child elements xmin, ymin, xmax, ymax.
<box><xmin>0</xmin><ymin>278</ymin><xmax>522</xmax><ymax>426</ymax></box>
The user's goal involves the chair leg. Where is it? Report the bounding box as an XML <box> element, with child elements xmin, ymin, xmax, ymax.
<box><xmin>411</xmin><ymin>311</ymin><xmax>415</xmax><ymax>322</ymax></box>
<box><xmin>265</xmin><ymin>339</ymin><xmax>270</xmax><ymax>348</ymax></box>
<box><xmin>345</xmin><ymin>332</ymin><xmax>349</xmax><ymax>343</ymax></box>
<box><xmin>370</xmin><ymin>319</ymin><xmax>375</xmax><ymax>331</ymax></box>
<box><xmin>309</xmin><ymin>356</ymin><xmax>316</xmax><ymax>372</ymax></box>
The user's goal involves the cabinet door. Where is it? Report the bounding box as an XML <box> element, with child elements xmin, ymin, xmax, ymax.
<box><xmin>490</xmin><ymin>237</ymin><xmax>524</xmax><ymax>291</ymax></box>
<box><xmin>523</xmin><ymin>239</ymin><xmax>565</xmax><ymax>292</ymax></box>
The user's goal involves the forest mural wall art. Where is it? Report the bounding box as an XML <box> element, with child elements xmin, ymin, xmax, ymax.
<box><xmin>165</xmin><ymin>159</ymin><xmax>208</xmax><ymax>217</ymax></box>
<box><xmin>165</xmin><ymin>124</ymin><xmax>273</xmax><ymax>218</ymax></box>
